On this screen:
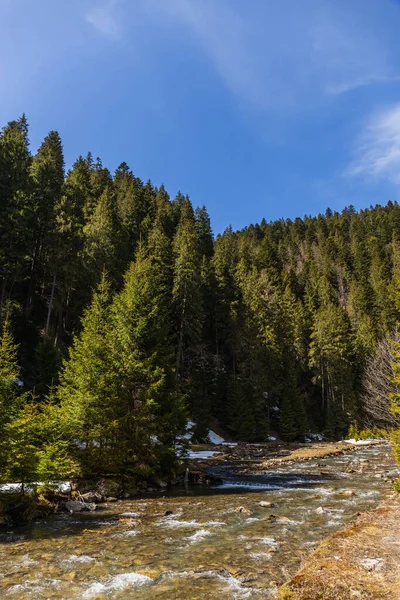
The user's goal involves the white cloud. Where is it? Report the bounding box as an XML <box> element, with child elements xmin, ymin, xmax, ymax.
<box><xmin>347</xmin><ymin>104</ymin><xmax>400</xmax><ymax>183</ymax></box>
<box><xmin>142</xmin><ymin>0</ymin><xmax>400</xmax><ymax>112</ymax></box>
<box><xmin>86</xmin><ymin>0</ymin><xmax>121</xmax><ymax>38</ymax></box>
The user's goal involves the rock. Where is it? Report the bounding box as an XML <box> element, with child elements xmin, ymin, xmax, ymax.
<box><xmin>81</xmin><ymin>492</ymin><xmax>102</xmax><ymax>503</ymax></box>
<box><xmin>164</xmin><ymin>510</ymin><xmax>174</xmax><ymax>516</ymax></box>
<box><xmin>65</xmin><ymin>500</ymin><xmax>96</xmax><ymax>512</ymax></box>
<box><xmin>105</xmin><ymin>497</ymin><xmax>118</xmax><ymax>502</ymax></box>
<box><xmin>153</xmin><ymin>479</ymin><xmax>168</xmax><ymax>488</ymax></box>
<box><xmin>315</xmin><ymin>506</ymin><xmax>326</xmax><ymax>514</ymax></box>
<box><xmin>259</xmin><ymin>501</ymin><xmax>275</xmax><ymax>508</ymax></box>
<box><xmin>236</xmin><ymin>506</ymin><xmax>252</xmax><ymax>515</ymax></box>
<box><xmin>95</xmin><ymin>478</ymin><xmax>122</xmax><ymax>499</ymax></box>
<box><xmin>71</xmin><ymin>478</ymin><xmax>97</xmax><ymax>494</ymax></box>
<box><xmin>65</xmin><ymin>501</ymin><xmax>86</xmax><ymax>512</ymax></box>
<box><xmin>340</xmin><ymin>490</ymin><xmax>356</xmax><ymax>497</ymax></box>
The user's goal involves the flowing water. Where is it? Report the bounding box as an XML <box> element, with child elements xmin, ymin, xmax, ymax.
<box><xmin>0</xmin><ymin>446</ymin><xmax>395</xmax><ymax>599</ymax></box>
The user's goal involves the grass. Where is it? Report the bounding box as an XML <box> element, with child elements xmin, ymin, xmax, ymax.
<box><xmin>276</xmin><ymin>495</ymin><xmax>400</xmax><ymax>599</ymax></box>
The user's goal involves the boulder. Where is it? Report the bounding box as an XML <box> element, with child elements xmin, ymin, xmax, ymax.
<box><xmin>95</xmin><ymin>478</ymin><xmax>122</xmax><ymax>499</ymax></box>
<box><xmin>236</xmin><ymin>506</ymin><xmax>252</xmax><ymax>515</ymax></box>
<box><xmin>259</xmin><ymin>501</ymin><xmax>275</xmax><ymax>508</ymax></box>
<box><xmin>153</xmin><ymin>479</ymin><xmax>168</xmax><ymax>488</ymax></box>
<box><xmin>340</xmin><ymin>490</ymin><xmax>356</xmax><ymax>497</ymax></box>
<box><xmin>81</xmin><ymin>492</ymin><xmax>102</xmax><ymax>503</ymax></box>
<box><xmin>65</xmin><ymin>501</ymin><xmax>86</xmax><ymax>512</ymax></box>
<box><xmin>65</xmin><ymin>500</ymin><xmax>96</xmax><ymax>513</ymax></box>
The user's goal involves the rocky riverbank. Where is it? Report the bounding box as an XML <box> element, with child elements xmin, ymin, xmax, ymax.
<box><xmin>277</xmin><ymin>493</ymin><xmax>400</xmax><ymax>599</ymax></box>
<box><xmin>0</xmin><ymin>440</ymin><xmax>387</xmax><ymax>525</ymax></box>
<box><xmin>190</xmin><ymin>439</ymin><xmax>387</xmax><ymax>477</ymax></box>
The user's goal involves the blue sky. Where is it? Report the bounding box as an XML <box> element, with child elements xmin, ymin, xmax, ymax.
<box><xmin>2</xmin><ymin>0</ymin><xmax>400</xmax><ymax>233</ymax></box>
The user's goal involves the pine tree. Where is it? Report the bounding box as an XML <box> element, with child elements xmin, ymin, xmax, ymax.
<box><xmin>28</xmin><ymin>130</ymin><xmax>65</xmax><ymax>320</ymax></box>
<box><xmin>0</xmin><ymin>116</ymin><xmax>32</xmax><ymax>316</ymax></box>
<box><xmin>172</xmin><ymin>198</ymin><xmax>205</xmax><ymax>429</ymax></box>
<box><xmin>0</xmin><ymin>319</ymin><xmax>39</xmax><ymax>486</ymax></box>
<box><xmin>111</xmin><ymin>246</ymin><xmax>186</xmax><ymax>476</ymax></box>
<box><xmin>57</xmin><ymin>273</ymin><xmax>117</xmax><ymax>474</ymax></box>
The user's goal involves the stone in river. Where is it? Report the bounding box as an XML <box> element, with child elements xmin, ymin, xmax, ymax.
<box><xmin>236</xmin><ymin>506</ymin><xmax>252</xmax><ymax>514</ymax></box>
<box><xmin>259</xmin><ymin>501</ymin><xmax>275</xmax><ymax>508</ymax></box>
<box><xmin>65</xmin><ymin>500</ymin><xmax>96</xmax><ymax>512</ymax></box>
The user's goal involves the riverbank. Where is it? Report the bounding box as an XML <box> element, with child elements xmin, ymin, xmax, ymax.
<box><xmin>0</xmin><ymin>445</ymin><xmax>395</xmax><ymax>599</ymax></box>
<box><xmin>277</xmin><ymin>493</ymin><xmax>400</xmax><ymax>599</ymax></box>
<box><xmin>190</xmin><ymin>439</ymin><xmax>386</xmax><ymax>477</ymax></box>
<box><xmin>0</xmin><ymin>440</ymin><xmax>388</xmax><ymax>525</ymax></box>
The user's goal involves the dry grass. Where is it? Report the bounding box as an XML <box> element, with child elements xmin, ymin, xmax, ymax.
<box><xmin>277</xmin><ymin>494</ymin><xmax>400</xmax><ymax>599</ymax></box>
<box><xmin>261</xmin><ymin>442</ymin><xmax>370</xmax><ymax>468</ymax></box>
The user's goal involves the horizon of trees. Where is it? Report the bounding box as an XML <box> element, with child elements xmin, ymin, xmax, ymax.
<box><xmin>1</xmin><ymin>114</ymin><xmax>400</xmax><ymax>483</ymax></box>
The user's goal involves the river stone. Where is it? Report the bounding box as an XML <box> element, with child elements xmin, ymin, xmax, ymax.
<box><xmin>236</xmin><ymin>506</ymin><xmax>251</xmax><ymax>514</ymax></box>
<box><xmin>315</xmin><ymin>506</ymin><xmax>326</xmax><ymax>514</ymax></box>
<box><xmin>340</xmin><ymin>490</ymin><xmax>356</xmax><ymax>497</ymax></box>
<box><xmin>95</xmin><ymin>478</ymin><xmax>122</xmax><ymax>499</ymax></box>
<box><xmin>153</xmin><ymin>478</ymin><xmax>168</xmax><ymax>488</ymax></box>
<box><xmin>81</xmin><ymin>492</ymin><xmax>102</xmax><ymax>503</ymax></box>
<box><xmin>65</xmin><ymin>500</ymin><xmax>96</xmax><ymax>512</ymax></box>
<box><xmin>65</xmin><ymin>501</ymin><xmax>85</xmax><ymax>512</ymax></box>
<box><xmin>259</xmin><ymin>501</ymin><xmax>275</xmax><ymax>508</ymax></box>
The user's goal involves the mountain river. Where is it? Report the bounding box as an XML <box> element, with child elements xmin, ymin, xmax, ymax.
<box><xmin>0</xmin><ymin>445</ymin><xmax>395</xmax><ymax>599</ymax></box>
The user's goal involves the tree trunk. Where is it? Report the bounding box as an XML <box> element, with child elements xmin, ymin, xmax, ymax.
<box><xmin>45</xmin><ymin>271</ymin><xmax>57</xmax><ymax>337</ymax></box>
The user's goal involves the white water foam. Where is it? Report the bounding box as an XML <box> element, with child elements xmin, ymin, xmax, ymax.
<box><xmin>83</xmin><ymin>572</ymin><xmax>152</xmax><ymax>598</ymax></box>
<box><xmin>186</xmin><ymin>529</ymin><xmax>213</xmax><ymax>544</ymax></box>
<box><xmin>250</xmin><ymin>552</ymin><xmax>272</xmax><ymax>561</ymax></box>
<box><xmin>157</xmin><ymin>518</ymin><xmax>200</xmax><ymax>529</ymax></box>
<box><xmin>63</xmin><ymin>554</ymin><xmax>96</xmax><ymax>564</ymax></box>
<box><xmin>120</xmin><ymin>511</ymin><xmax>140</xmax><ymax>517</ymax></box>
<box><xmin>7</xmin><ymin>579</ymin><xmax>61</xmax><ymax>595</ymax></box>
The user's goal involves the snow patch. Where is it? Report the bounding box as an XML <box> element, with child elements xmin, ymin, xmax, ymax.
<box><xmin>359</xmin><ymin>557</ymin><xmax>384</xmax><ymax>571</ymax></box>
<box><xmin>187</xmin><ymin>450</ymin><xmax>221</xmax><ymax>459</ymax></box>
<box><xmin>344</xmin><ymin>439</ymin><xmax>380</xmax><ymax>445</ymax></box>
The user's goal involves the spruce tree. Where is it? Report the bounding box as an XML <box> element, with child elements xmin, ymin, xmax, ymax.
<box><xmin>57</xmin><ymin>273</ymin><xmax>117</xmax><ymax>474</ymax></box>
<box><xmin>111</xmin><ymin>246</ymin><xmax>185</xmax><ymax>476</ymax></box>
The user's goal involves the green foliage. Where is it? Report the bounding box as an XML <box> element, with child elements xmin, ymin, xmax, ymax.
<box><xmin>2</xmin><ymin>114</ymin><xmax>400</xmax><ymax>486</ymax></box>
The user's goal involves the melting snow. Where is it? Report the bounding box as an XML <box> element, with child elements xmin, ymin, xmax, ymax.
<box><xmin>344</xmin><ymin>439</ymin><xmax>381</xmax><ymax>445</ymax></box>
<box><xmin>187</xmin><ymin>450</ymin><xmax>221</xmax><ymax>459</ymax></box>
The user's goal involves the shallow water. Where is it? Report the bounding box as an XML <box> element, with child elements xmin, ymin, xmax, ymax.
<box><xmin>0</xmin><ymin>446</ymin><xmax>395</xmax><ymax>599</ymax></box>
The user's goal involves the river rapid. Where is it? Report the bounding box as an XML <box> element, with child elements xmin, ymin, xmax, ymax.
<box><xmin>0</xmin><ymin>445</ymin><xmax>395</xmax><ymax>599</ymax></box>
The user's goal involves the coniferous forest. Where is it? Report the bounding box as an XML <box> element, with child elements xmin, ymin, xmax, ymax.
<box><xmin>1</xmin><ymin>115</ymin><xmax>400</xmax><ymax>483</ymax></box>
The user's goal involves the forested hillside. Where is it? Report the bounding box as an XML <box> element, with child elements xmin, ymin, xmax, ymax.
<box><xmin>1</xmin><ymin>116</ymin><xmax>400</xmax><ymax>480</ymax></box>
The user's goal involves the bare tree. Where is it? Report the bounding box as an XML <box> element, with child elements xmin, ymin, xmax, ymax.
<box><xmin>361</xmin><ymin>331</ymin><xmax>400</xmax><ymax>429</ymax></box>
<box><xmin>362</xmin><ymin>331</ymin><xmax>400</xmax><ymax>429</ymax></box>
